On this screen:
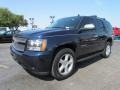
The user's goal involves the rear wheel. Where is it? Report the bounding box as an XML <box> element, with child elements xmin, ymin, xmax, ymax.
<box><xmin>51</xmin><ymin>48</ymin><xmax>76</xmax><ymax>80</ymax></box>
<box><xmin>101</xmin><ymin>42</ymin><xmax>111</xmax><ymax>58</ymax></box>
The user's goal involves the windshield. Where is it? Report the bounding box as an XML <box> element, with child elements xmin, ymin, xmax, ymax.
<box><xmin>47</xmin><ymin>16</ymin><xmax>81</xmax><ymax>30</ymax></box>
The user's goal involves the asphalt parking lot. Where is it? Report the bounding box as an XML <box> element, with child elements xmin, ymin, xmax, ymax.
<box><xmin>0</xmin><ymin>41</ymin><xmax>120</xmax><ymax>90</ymax></box>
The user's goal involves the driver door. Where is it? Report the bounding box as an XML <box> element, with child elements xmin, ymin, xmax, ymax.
<box><xmin>77</xmin><ymin>17</ymin><xmax>99</xmax><ymax>58</ymax></box>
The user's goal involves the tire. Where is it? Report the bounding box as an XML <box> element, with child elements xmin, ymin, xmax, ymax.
<box><xmin>101</xmin><ymin>42</ymin><xmax>111</xmax><ymax>58</ymax></box>
<box><xmin>51</xmin><ymin>48</ymin><xmax>76</xmax><ymax>80</ymax></box>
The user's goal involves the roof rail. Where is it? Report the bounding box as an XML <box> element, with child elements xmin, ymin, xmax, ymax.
<box><xmin>100</xmin><ymin>18</ymin><xmax>106</xmax><ymax>20</ymax></box>
<box><xmin>90</xmin><ymin>15</ymin><xmax>97</xmax><ymax>18</ymax></box>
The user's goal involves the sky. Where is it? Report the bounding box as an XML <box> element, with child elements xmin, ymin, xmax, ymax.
<box><xmin>0</xmin><ymin>0</ymin><xmax>120</xmax><ymax>28</ymax></box>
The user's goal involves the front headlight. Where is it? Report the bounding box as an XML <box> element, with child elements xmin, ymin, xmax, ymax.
<box><xmin>27</xmin><ymin>39</ymin><xmax>47</xmax><ymax>51</ymax></box>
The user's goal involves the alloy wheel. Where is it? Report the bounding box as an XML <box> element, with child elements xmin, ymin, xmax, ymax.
<box><xmin>58</xmin><ymin>54</ymin><xmax>74</xmax><ymax>75</ymax></box>
<box><xmin>106</xmin><ymin>44</ymin><xmax>111</xmax><ymax>56</ymax></box>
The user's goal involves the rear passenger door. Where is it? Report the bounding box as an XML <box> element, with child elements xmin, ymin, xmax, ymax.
<box><xmin>95</xmin><ymin>19</ymin><xmax>106</xmax><ymax>50</ymax></box>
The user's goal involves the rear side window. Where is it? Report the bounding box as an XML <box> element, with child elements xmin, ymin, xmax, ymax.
<box><xmin>103</xmin><ymin>20</ymin><xmax>113</xmax><ymax>34</ymax></box>
<box><xmin>96</xmin><ymin>19</ymin><xmax>104</xmax><ymax>31</ymax></box>
<box><xmin>6</xmin><ymin>31</ymin><xmax>12</xmax><ymax>35</ymax></box>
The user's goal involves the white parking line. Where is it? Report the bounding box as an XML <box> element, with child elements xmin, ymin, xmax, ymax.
<box><xmin>0</xmin><ymin>65</ymin><xmax>9</xmax><ymax>69</ymax></box>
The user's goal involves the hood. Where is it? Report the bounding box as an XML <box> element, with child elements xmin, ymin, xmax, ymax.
<box><xmin>15</xmin><ymin>28</ymin><xmax>77</xmax><ymax>39</ymax></box>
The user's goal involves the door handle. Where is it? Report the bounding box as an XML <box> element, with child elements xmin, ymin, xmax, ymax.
<box><xmin>93</xmin><ymin>34</ymin><xmax>98</xmax><ymax>38</ymax></box>
<box><xmin>91</xmin><ymin>34</ymin><xmax>98</xmax><ymax>41</ymax></box>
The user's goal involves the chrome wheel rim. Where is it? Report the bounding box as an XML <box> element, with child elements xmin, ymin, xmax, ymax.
<box><xmin>106</xmin><ymin>45</ymin><xmax>111</xmax><ymax>56</ymax></box>
<box><xmin>58</xmin><ymin>54</ymin><xmax>74</xmax><ymax>75</ymax></box>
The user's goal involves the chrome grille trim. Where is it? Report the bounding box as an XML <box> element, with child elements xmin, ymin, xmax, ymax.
<box><xmin>12</xmin><ymin>37</ymin><xmax>27</xmax><ymax>52</ymax></box>
<box><xmin>13</xmin><ymin>37</ymin><xmax>27</xmax><ymax>43</ymax></box>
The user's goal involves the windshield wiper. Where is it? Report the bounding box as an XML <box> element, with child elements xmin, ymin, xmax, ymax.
<box><xmin>52</xmin><ymin>26</ymin><xmax>65</xmax><ymax>29</ymax></box>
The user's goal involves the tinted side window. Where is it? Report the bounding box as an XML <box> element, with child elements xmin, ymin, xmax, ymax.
<box><xmin>80</xmin><ymin>17</ymin><xmax>96</xmax><ymax>29</ymax></box>
<box><xmin>96</xmin><ymin>19</ymin><xmax>104</xmax><ymax>31</ymax></box>
<box><xmin>6</xmin><ymin>31</ymin><xmax>12</xmax><ymax>35</ymax></box>
<box><xmin>103</xmin><ymin>20</ymin><xmax>112</xmax><ymax>34</ymax></box>
<box><xmin>107</xmin><ymin>22</ymin><xmax>112</xmax><ymax>31</ymax></box>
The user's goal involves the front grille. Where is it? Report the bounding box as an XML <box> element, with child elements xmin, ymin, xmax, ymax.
<box><xmin>12</xmin><ymin>37</ymin><xmax>27</xmax><ymax>52</ymax></box>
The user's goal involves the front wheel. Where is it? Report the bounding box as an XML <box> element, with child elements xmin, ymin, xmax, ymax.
<box><xmin>101</xmin><ymin>42</ymin><xmax>111</xmax><ymax>58</ymax></box>
<box><xmin>51</xmin><ymin>48</ymin><xmax>76</xmax><ymax>80</ymax></box>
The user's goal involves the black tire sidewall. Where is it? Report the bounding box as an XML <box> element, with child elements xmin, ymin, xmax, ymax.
<box><xmin>51</xmin><ymin>48</ymin><xmax>76</xmax><ymax>80</ymax></box>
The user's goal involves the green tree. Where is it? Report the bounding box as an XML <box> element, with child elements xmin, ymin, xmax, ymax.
<box><xmin>10</xmin><ymin>15</ymin><xmax>28</xmax><ymax>30</ymax></box>
<box><xmin>0</xmin><ymin>8</ymin><xmax>28</xmax><ymax>30</ymax></box>
<box><xmin>0</xmin><ymin>8</ymin><xmax>12</xmax><ymax>27</ymax></box>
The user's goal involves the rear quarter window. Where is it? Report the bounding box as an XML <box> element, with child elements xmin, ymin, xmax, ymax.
<box><xmin>96</xmin><ymin>19</ymin><xmax>104</xmax><ymax>31</ymax></box>
<box><xmin>103</xmin><ymin>20</ymin><xmax>112</xmax><ymax>34</ymax></box>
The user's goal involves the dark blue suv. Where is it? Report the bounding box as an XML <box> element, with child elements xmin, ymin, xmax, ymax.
<box><xmin>10</xmin><ymin>16</ymin><xmax>113</xmax><ymax>80</ymax></box>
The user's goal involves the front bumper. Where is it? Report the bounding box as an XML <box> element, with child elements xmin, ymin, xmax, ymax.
<box><xmin>10</xmin><ymin>46</ymin><xmax>53</xmax><ymax>75</ymax></box>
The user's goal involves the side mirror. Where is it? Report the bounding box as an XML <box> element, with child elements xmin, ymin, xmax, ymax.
<box><xmin>80</xmin><ymin>24</ymin><xmax>95</xmax><ymax>31</ymax></box>
<box><xmin>65</xmin><ymin>26</ymin><xmax>75</xmax><ymax>30</ymax></box>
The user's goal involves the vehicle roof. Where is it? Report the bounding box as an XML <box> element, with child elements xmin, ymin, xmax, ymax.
<box><xmin>63</xmin><ymin>15</ymin><xmax>107</xmax><ymax>21</ymax></box>
<box><xmin>56</xmin><ymin>15</ymin><xmax>111</xmax><ymax>27</ymax></box>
